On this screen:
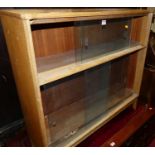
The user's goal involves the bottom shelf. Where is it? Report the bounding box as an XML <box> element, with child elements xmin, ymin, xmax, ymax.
<box><xmin>3</xmin><ymin>103</ymin><xmax>155</xmax><ymax>147</ymax></box>
<box><xmin>49</xmin><ymin>92</ymin><xmax>138</xmax><ymax>146</ymax></box>
<box><xmin>78</xmin><ymin>104</ymin><xmax>155</xmax><ymax>147</ymax></box>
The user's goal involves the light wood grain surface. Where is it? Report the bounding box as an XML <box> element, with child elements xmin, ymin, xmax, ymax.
<box><xmin>38</xmin><ymin>44</ymin><xmax>144</xmax><ymax>86</ymax></box>
<box><xmin>0</xmin><ymin>9</ymin><xmax>149</xmax><ymax>22</ymax></box>
<box><xmin>0</xmin><ymin>9</ymin><xmax>152</xmax><ymax>147</ymax></box>
<box><xmin>1</xmin><ymin>15</ymin><xmax>48</xmax><ymax>146</ymax></box>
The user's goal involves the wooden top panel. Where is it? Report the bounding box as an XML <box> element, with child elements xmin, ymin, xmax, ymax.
<box><xmin>0</xmin><ymin>9</ymin><xmax>149</xmax><ymax>20</ymax></box>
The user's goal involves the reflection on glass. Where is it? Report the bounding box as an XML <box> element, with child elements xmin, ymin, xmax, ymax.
<box><xmin>77</xmin><ymin>18</ymin><xmax>133</xmax><ymax>60</ymax></box>
<box><xmin>41</xmin><ymin>55</ymin><xmax>134</xmax><ymax>145</ymax></box>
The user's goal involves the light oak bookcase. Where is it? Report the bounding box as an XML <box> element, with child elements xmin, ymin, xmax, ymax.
<box><xmin>0</xmin><ymin>9</ymin><xmax>153</xmax><ymax>146</ymax></box>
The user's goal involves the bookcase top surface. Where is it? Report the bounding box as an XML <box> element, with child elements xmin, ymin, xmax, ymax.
<box><xmin>0</xmin><ymin>9</ymin><xmax>149</xmax><ymax>20</ymax></box>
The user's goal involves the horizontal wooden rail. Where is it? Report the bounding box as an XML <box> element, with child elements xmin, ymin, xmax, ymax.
<box><xmin>38</xmin><ymin>44</ymin><xmax>144</xmax><ymax>86</ymax></box>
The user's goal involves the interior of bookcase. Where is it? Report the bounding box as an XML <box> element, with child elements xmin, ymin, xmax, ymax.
<box><xmin>31</xmin><ymin>17</ymin><xmax>141</xmax><ymax>73</ymax></box>
<box><xmin>40</xmin><ymin>52</ymin><xmax>137</xmax><ymax>145</ymax></box>
<box><xmin>31</xmin><ymin>15</ymin><xmax>144</xmax><ymax>146</ymax></box>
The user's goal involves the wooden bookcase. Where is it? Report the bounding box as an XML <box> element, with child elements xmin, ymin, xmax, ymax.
<box><xmin>0</xmin><ymin>9</ymin><xmax>153</xmax><ymax>146</ymax></box>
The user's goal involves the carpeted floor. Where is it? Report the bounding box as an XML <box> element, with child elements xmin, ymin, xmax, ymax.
<box><xmin>122</xmin><ymin>115</ymin><xmax>155</xmax><ymax>147</ymax></box>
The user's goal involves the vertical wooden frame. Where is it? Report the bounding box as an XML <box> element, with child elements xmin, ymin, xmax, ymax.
<box><xmin>1</xmin><ymin>15</ymin><xmax>48</xmax><ymax>146</ymax></box>
<box><xmin>133</xmin><ymin>13</ymin><xmax>153</xmax><ymax>93</ymax></box>
<box><xmin>132</xmin><ymin>13</ymin><xmax>153</xmax><ymax>108</ymax></box>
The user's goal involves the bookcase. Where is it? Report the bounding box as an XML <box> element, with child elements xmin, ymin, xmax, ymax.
<box><xmin>0</xmin><ymin>9</ymin><xmax>152</xmax><ymax>146</ymax></box>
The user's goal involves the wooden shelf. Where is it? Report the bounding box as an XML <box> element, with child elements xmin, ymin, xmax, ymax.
<box><xmin>36</xmin><ymin>51</ymin><xmax>76</xmax><ymax>73</ymax></box>
<box><xmin>49</xmin><ymin>92</ymin><xmax>138</xmax><ymax>146</ymax></box>
<box><xmin>0</xmin><ymin>9</ymin><xmax>148</xmax><ymax>21</ymax></box>
<box><xmin>38</xmin><ymin>44</ymin><xmax>144</xmax><ymax>86</ymax></box>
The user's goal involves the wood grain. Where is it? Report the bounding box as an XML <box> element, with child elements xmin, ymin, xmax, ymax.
<box><xmin>32</xmin><ymin>22</ymin><xmax>76</xmax><ymax>57</ymax></box>
<box><xmin>38</xmin><ymin>44</ymin><xmax>144</xmax><ymax>85</ymax></box>
<box><xmin>0</xmin><ymin>9</ymin><xmax>149</xmax><ymax>21</ymax></box>
<box><xmin>132</xmin><ymin>14</ymin><xmax>153</xmax><ymax>94</ymax></box>
<box><xmin>1</xmin><ymin>15</ymin><xmax>48</xmax><ymax>146</ymax></box>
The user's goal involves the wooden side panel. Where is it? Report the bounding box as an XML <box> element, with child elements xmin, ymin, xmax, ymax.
<box><xmin>126</xmin><ymin>17</ymin><xmax>142</xmax><ymax>90</ymax></box>
<box><xmin>132</xmin><ymin>13</ymin><xmax>153</xmax><ymax>94</ymax></box>
<box><xmin>128</xmin><ymin>13</ymin><xmax>153</xmax><ymax>109</ymax></box>
<box><xmin>1</xmin><ymin>15</ymin><xmax>48</xmax><ymax>146</ymax></box>
<box><xmin>125</xmin><ymin>14</ymin><xmax>153</xmax><ymax>91</ymax></box>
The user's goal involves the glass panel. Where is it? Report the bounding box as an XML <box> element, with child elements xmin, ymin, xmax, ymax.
<box><xmin>77</xmin><ymin>18</ymin><xmax>138</xmax><ymax>61</ymax></box>
<box><xmin>84</xmin><ymin>63</ymin><xmax>110</xmax><ymax>123</ymax></box>
<box><xmin>41</xmin><ymin>54</ymin><xmax>136</xmax><ymax>145</ymax></box>
<box><xmin>84</xmin><ymin>56</ymin><xmax>131</xmax><ymax>124</ymax></box>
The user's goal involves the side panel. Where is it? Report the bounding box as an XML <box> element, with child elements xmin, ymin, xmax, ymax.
<box><xmin>132</xmin><ymin>13</ymin><xmax>153</xmax><ymax>94</ymax></box>
<box><xmin>1</xmin><ymin>15</ymin><xmax>48</xmax><ymax>146</ymax></box>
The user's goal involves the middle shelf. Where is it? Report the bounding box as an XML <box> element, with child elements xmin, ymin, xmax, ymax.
<box><xmin>38</xmin><ymin>44</ymin><xmax>144</xmax><ymax>85</ymax></box>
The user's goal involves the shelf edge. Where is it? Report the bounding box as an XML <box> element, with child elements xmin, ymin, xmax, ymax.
<box><xmin>38</xmin><ymin>44</ymin><xmax>144</xmax><ymax>86</ymax></box>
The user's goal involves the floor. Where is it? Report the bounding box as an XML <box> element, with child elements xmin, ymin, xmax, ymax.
<box><xmin>78</xmin><ymin>105</ymin><xmax>155</xmax><ymax>147</ymax></box>
<box><xmin>123</xmin><ymin>115</ymin><xmax>155</xmax><ymax>147</ymax></box>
